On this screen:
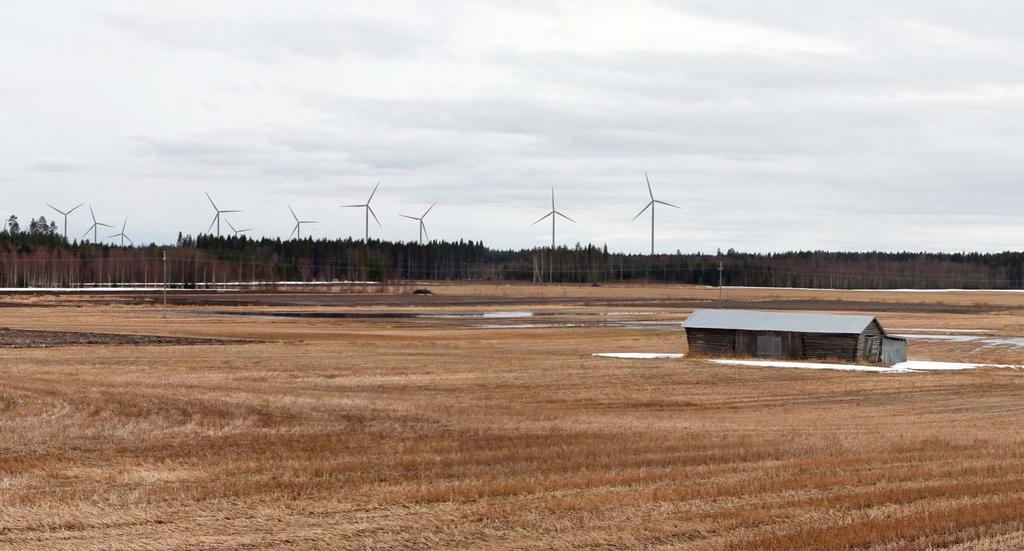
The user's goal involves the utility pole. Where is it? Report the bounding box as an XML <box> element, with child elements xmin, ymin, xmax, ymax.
<box><xmin>718</xmin><ymin>261</ymin><xmax>724</xmax><ymax>309</ymax></box>
<box><xmin>162</xmin><ymin>250</ymin><xmax>167</xmax><ymax>317</ymax></box>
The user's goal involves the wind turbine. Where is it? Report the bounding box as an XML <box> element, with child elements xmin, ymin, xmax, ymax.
<box><xmin>399</xmin><ymin>203</ymin><xmax>435</xmax><ymax>245</ymax></box>
<box><xmin>632</xmin><ymin>172</ymin><xmax>682</xmax><ymax>255</ymax></box>
<box><xmin>82</xmin><ymin>205</ymin><xmax>113</xmax><ymax>243</ymax></box>
<box><xmin>47</xmin><ymin>202</ymin><xmax>83</xmax><ymax>239</ymax></box>
<box><xmin>107</xmin><ymin>218</ymin><xmax>132</xmax><ymax>246</ymax></box>
<box><xmin>288</xmin><ymin>205</ymin><xmax>317</xmax><ymax>239</ymax></box>
<box><xmin>532</xmin><ymin>187</ymin><xmax>575</xmax><ymax>249</ymax></box>
<box><xmin>225</xmin><ymin>219</ymin><xmax>254</xmax><ymax>237</ymax></box>
<box><xmin>205</xmin><ymin>192</ymin><xmax>240</xmax><ymax>237</ymax></box>
<box><xmin>342</xmin><ymin>183</ymin><xmax>381</xmax><ymax>243</ymax></box>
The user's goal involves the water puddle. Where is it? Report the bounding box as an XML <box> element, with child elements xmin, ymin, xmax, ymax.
<box><xmin>897</xmin><ymin>333</ymin><xmax>1024</xmax><ymax>349</ymax></box>
<box><xmin>196</xmin><ymin>309</ymin><xmax>680</xmax><ymax>331</ymax></box>
<box><xmin>203</xmin><ymin>310</ymin><xmax>535</xmax><ymax>320</ymax></box>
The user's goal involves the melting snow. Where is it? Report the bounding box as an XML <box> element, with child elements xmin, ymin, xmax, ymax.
<box><xmin>593</xmin><ymin>354</ymin><xmax>1023</xmax><ymax>373</ymax></box>
<box><xmin>897</xmin><ymin>334</ymin><xmax>1024</xmax><ymax>349</ymax></box>
<box><xmin>710</xmin><ymin>359</ymin><xmax>1022</xmax><ymax>373</ymax></box>
<box><xmin>424</xmin><ymin>311</ymin><xmax>534</xmax><ymax>319</ymax></box>
<box><xmin>704</xmin><ymin>286</ymin><xmax>1024</xmax><ymax>293</ymax></box>
<box><xmin>710</xmin><ymin>359</ymin><xmax>896</xmax><ymax>373</ymax></box>
<box><xmin>593</xmin><ymin>353</ymin><xmax>686</xmax><ymax>360</ymax></box>
<box><xmin>890</xmin><ymin>328</ymin><xmax>995</xmax><ymax>334</ymax></box>
<box><xmin>0</xmin><ymin>287</ymin><xmax>231</xmax><ymax>293</ymax></box>
<box><xmin>895</xmin><ymin>334</ymin><xmax>983</xmax><ymax>342</ymax></box>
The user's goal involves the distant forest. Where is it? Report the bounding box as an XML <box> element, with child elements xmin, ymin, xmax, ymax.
<box><xmin>1</xmin><ymin>214</ymin><xmax>1022</xmax><ymax>289</ymax></box>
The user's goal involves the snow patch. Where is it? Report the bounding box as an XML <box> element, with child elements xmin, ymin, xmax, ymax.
<box><xmin>897</xmin><ymin>334</ymin><xmax>1024</xmax><ymax>349</ymax></box>
<box><xmin>478</xmin><ymin>323</ymin><xmax>588</xmax><ymax>329</ymax></box>
<box><xmin>710</xmin><ymin>359</ymin><xmax>1023</xmax><ymax>373</ymax></box>
<box><xmin>593</xmin><ymin>353</ymin><xmax>686</xmax><ymax>360</ymax></box>
<box><xmin>895</xmin><ymin>334</ymin><xmax>983</xmax><ymax>342</ymax></box>
<box><xmin>0</xmin><ymin>287</ymin><xmax>233</xmax><ymax>293</ymax></box>
<box><xmin>710</xmin><ymin>359</ymin><xmax>897</xmax><ymax>373</ymax></box>
<box><xmin>890</xmin><ymin>328</ymin><xmax>995</xmax><ymax>334</ymax></box>
<box><xmin>427</xmin><ymin>311</ymin><xmax>533</xmax><ymax>319</ymax></box>
<box><xmin>705</xmin><ymin>286</ymin><xmax>1024</xmax><ymax>293</ymax></box>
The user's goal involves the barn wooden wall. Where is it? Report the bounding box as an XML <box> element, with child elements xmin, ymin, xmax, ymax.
<box><xmin>685</xmin><ymin>328</ymin><xmax>736</xmax><ymax>355</ymax></box>
<box><xmin>686</xmin><ymin>328</ymin><xmax>861</xmax><ymax>362</ymax></box>
<box><xmin>856</xmin><ymin>320</ymin><xmax>884</xmax><ymax>361</ymax></box>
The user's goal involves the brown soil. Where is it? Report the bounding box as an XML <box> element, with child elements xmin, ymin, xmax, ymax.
<box><xmin>0</xmin><ymin>327</ymin><xmax>243</xmax><ymax>348</ymax></box>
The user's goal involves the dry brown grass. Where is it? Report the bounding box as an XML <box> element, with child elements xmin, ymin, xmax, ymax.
<box><xmin>1</xmin><ymin>284</ymin><xmax>1023</xmax><ymax>549</ymax></box>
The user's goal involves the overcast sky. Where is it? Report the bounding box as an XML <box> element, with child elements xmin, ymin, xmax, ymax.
<box><xmin>2</xmin><ymin>1</ymin><xmax>1023</xmax><ymax>253</ymax></box>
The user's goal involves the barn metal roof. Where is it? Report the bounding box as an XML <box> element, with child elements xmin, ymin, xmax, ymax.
<box><xmin>683</xmin><ymin>309</ymin><xmax>877</xmax><ymax>335</ymax></box>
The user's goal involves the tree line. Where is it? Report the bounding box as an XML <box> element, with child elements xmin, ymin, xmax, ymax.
<box><xmin>0</xmin><ymin>215</ymin><xmax>1021</xmax><ymax>289</ymax></box>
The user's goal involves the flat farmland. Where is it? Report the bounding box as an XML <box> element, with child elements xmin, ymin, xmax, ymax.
<box><xmin>2</xmin><ymin>284</ymin><xmax>1024</xmax><ymax>549</ymax></box>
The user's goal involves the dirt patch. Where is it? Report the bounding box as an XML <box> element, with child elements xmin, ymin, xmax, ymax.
<box><xmin>0</xmin><ymin>328</ymin><xmax>243</xmax><ymax>348</ymax></box>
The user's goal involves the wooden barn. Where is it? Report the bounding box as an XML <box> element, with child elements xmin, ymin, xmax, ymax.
<box><xmin>683</xmin><ymin>310</ymin><xmax>907</xmax><ymax>366</ymax></box>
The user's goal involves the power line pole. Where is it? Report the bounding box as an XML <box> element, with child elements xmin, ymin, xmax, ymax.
<box><xmin>162</xmin><ymin>250</ymin><xmax>167</xmax><ymax>317</ymax></box>
<box><xmin>718</xmin><ymin>261</ymin><xmax>724</xmax><ymax>309</ymax></box>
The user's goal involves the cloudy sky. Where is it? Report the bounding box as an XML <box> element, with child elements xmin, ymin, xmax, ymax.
<box><xmin>2</xmin><ymin>1</ymin><xmax>1023</xmax><ymax>252</ymax></box>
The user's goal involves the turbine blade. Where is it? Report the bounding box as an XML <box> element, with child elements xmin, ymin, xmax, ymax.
<box><xmin>97</xmin><ymin>222</ymin><xmax>113</xmax><ymax>228</ymax></box>
<box><xmin>654</xmin><ymin>200</ymin><xmax>683</xmax><ymax>209</ymax></box>
<box><xmin>421</xmin><ymin>221</ymin><xmax>429</xmax><ymax>241</ymax></box>
<box><xmin>47</xmin><ymin>204</ymin><xmax>63</xmax><ymax>215</ymax></box>
<box><xmin>555</xmin><ymin>211</ymin><xmax>576</xmax><ymax>223</ymax></box>
<box><xmin>341</xmin><ymin>204</ymin><xmax>365</xmax><ymax>208</ymax></box>
<box><xmin>125</xmin><ymin>235</ymin><xmax>133</xmax><ymax>245</ymax></box>
<box><xmin>82</xmin><ymin>224</ymin><xmax>95</xmax><ymax>239</ymax></box>
<box><xmin>551</xmin><ymin>187</ymin><xmax>555</xmax><ymax>210</ymax></box>
<box><xmin>422</xmin><ymin>202</ymin><xmax>435</xmax><ymax>218</ymax></box>
<box><xmin>289</xmin><ymin>224</ymin><xmax>298</xmax><ymax>239</ymax></box>
<box><xmin>288</xmin><ymin>205</ymin><xmax>298</xmax><ymax>222</ymax></box>
<box><xmin>532</xmin><ymin>211</ymin><xmax>554</xmax><ymax>225</ymax></box>
<box><xmin>367</xmin><ymin>206</ymin><xmax>381</xmax><ymax>227</ymax></box>
<box><xmin>69</xmin><ymin>203</ymin><xmax>84</xmax><ymax>214</ymax></box>
<box><xmin>399</xmin><ymin>214</ymin><xmax>419</xmax><ymax>220</ymax></box>
<box><xmin>367</xmin><ymin>182</ymin><xmax>379</xmax><ymax>203</ymax></box>
<box><xmin>221</xmin><ymin>210</ymin><xmax>241</xmax><ymax>214</ymax></box>
<box><xmin>208</xmin><ymin>214</ymin><xmax>218</xmax><ymax>233</ymax></box>
<box><xmin>240</xmin><ymin>228</ymin><xmax>254</xmax><ymax>233</ymax></box>
<box><xmin>226</xmin><ymin>219</ymin><xmax>237</xmax><ymax>232</ymax></box>
<box><xmin>632</xmin><ymin>202</ymin><xmax>653</xmax><ymax>222</ymax></box>
<box><xmin>645</xmin><ymin>172</ymin><xmax>653</xmax><ymax>200</ymax></box>
<box><xmin>89</xmin><ymin>205</ymin><xmax>97</xmax><ymax>223</ymax></box>
<box><xmin>121</xmin><ymin>218</ymin><xmax>127</xmax><ymax>232</ymax></box>
<box><xmin>206</xmin><ymin>192</ymin><xmax>218</xmax><ymax>211</ymax></box>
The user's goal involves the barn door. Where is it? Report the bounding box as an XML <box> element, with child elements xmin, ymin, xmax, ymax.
<box><xmin>756</xmin><ymin>336</ymin><xmax>782</xmax><ymax>358</ymax></box>
<box><xmin>865</xmin><ymin>336</ymin><xmax>881</xmax><ymax>362</ymax></box>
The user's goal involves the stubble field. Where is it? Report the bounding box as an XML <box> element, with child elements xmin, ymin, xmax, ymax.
<box><xmin>1</xmin><ymin>283</ymin><xmax>1024</xmax><ymax>549</ymax></box>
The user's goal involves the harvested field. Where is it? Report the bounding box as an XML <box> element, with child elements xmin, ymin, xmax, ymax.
<box><xmin>1</xmin><ymin>283</ymin><xmax>1023</xmax><ymax>549</ymax></box>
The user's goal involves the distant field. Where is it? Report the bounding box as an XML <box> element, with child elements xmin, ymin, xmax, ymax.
<box><xmin>1</xmin><ymin>283</ymin><xmax>1024</xmax><ymax>549</ymax></box>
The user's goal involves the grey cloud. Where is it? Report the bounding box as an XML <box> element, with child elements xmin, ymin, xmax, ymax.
<box><xmin>29</xmin><ymin>157</ymin><xmax>79</xmax><ymax>173</ymax></box>
<box><xmin>4</xmin><ymin>2</ymin><xmax>1023</xmax><ymax>251</ymax></box>
<box><xmin>98</xmin><ymin>12</ymin><xmax>437</xmax><ymax>62</ymax></box>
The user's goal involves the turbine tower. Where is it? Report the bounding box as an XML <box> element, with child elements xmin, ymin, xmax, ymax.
<box><xmin>632</xmin><ymin>172</ymin><xmax>681</xmax><ymax>255</ymax></box>
<box><xmin>205</xmin><ymin>192</ymin><xmax>240</xmax><ymax>237</ymax></box>
<box><xmin>82</xmin><ymin>205</ymin><xmax>113</xmax><ymax>243</ymax></box>
<box><xmin>399</xmin><ymin>203</ymin><xmax>435</xmax><ymax>245</ymax></box>
<box><xmin>47</xmin><ymin>202</ymin><xmax>83</xmax><ymax>239</ymax></box>
<box><xmin>226</xmin><ymin>219</ymin><xmax>254</xmax><ymax>237</ymax></box>
<box><xmin>107</xmin><ymin>218</ymin><xmax>132</xmax><ymax>246</ymax></box>
<box><xmin>532</xmin><ymin>187</ymin><xmax>575</xmax><ymax>249</ymax></box>
<box><xmin>288</xmin><ymin>205</ymin><xmax>317</xmax><ymax>239</ymax></box>
<box><xmin>342</xmin><ymin>183</ymin><xmax>381</xmax><ymax>243</ymax></box>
